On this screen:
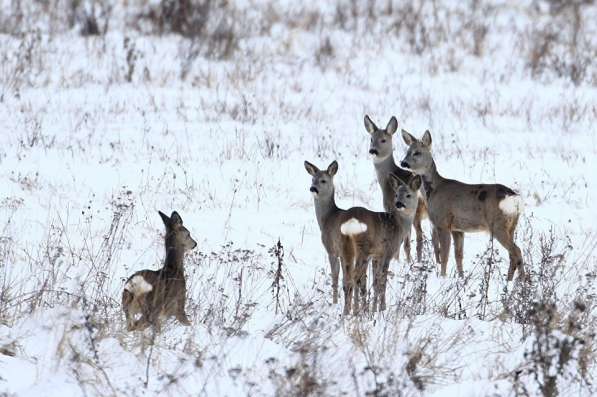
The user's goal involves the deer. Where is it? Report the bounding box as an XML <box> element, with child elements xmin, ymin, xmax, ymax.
<box><xmin>305</xmin><ymin>160</ymin><xmax>421</xmax><ymax>314</ymax></box>
<box><xmin>122</xmin><ymin>211</ymin><xmax>197</xmax><ymax>331</ymax></box>
<box><xmin>364</xmin><ymin>115</ymin><xmax>436</xmax><ymax>263</ymax></box>
<box><xmin>399</xmin><ymin>130</ymin><xmax>524</xmax><ymax>280</ymax></box>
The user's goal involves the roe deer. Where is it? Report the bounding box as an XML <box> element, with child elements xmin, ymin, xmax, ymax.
<box><xmin>399</xmin><ymin>130</ymin><xmax>524</xmax><ymax>280</ymax></box>
<box><xmin>364</xmin><ymin>115</ymin><xmax>434</xmax><ymax>263</ymax></box>
<box><xmin>305</xmin><ymin>160</ymin><xmax>421</xmax><ymax>314</ymax></box>
<box><xmin>122</xmin><ymin>211</ymin><xmax>197</xmax><ymax>331</ymax></box>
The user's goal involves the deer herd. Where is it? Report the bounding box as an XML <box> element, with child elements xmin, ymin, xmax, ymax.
<box><xmin>122</xmin><ymin>115</ymin><xmax>524</xmax><ymax>330</ymax></box>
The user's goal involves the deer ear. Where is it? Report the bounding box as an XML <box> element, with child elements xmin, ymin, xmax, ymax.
<box><xmin>159</xmin><ymin>211</ymin><xmax>171</xmax><ymax>227</ymax></box>
<box><xmin>364</xmin><ymin>115</ymin><xmax>378</xmax><ymax>134</ymax></box>
<box><xmin>304</xmin><ymin>161</ymin><xmax>319</xmax><ymax>176</ymax></box>
<box><xmin>388</xmin><ymin>173</ymin><xmax>406</xmax><ymax>191</ymax></box>
<box><xmin>409</xmin><ymin>175</ymin><xmax>422</xmax><ymax>191</ymax></box>
<box><xmin>401</xmin><ymin>129</ymin><xmax>416</xmax><ymax>146</ymax></box>
<box><xmin>386</xmin><ymin>116</ymin><xmax>398</xmax><ymax>135</ymax></box>
<box><xmin>421</xmin><ymin>130</ymin><xmax>432</xmax><ymax>147</ymax></box>
<box><xmin>327</xmin><ymin>160</ymin><xmax>338</xmax><ymax>176</ymax></box>
<box><xmin>170</xmin><ymin>211</ymin><xmax>183</xmax><ymax>225</ymax></box>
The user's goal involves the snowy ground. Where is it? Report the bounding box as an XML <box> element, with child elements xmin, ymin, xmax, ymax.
<box><xmin>0</xmin><ymin>1</ymin><xmax>596</xmax><ymax>396</ymax></box>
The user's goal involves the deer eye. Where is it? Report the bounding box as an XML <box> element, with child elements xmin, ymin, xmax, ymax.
<box><xmin>407</xmin><ymin>194</ymin><xmax>412</xmax><ymax>198</ymax></box>
<box><xmin>414</xmin><ymin>151</ymin><xmax>421</xmax><ymax>156</ymax></box>
<box><xmin>320</xmin><ymin>180</ymin><xmax>326</xmax><ymax>184</ymax></box>
<box><xmin>381</xmin><ymin>139</ymin><xmax>386</xmax><ymax>143</ymax></box>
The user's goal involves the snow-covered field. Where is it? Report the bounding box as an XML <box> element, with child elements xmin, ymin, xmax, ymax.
<box><xmin>0</xmin><ymin>1</ymin><xmax>596</xmax><ymax>395</ymax></box>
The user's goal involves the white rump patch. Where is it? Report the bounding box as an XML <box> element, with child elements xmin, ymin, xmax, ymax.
<box><xmin>499</xmin><ymin>195</ymin><xmax>524</xmax><ymax>215</ymax></box>
<box><xmin>340</xmin><ymin>218</ymin><xmax>368</xmax><ymax>235</ymax></box>
<box><xmin>124</xmin><ymin>275</ymin><xmax>153</xmax><ymax>296</ymax></box>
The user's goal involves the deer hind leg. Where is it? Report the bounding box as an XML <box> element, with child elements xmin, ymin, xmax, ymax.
<box><xmin>353</xmin><ymin>257</ymin><xmax>368</xmax><ymax>314</ymax></box>
<box><xmin>414</xmin><ymin>200</ymin><xmax>425</xmax><ymax>262</ymax></box>
<box><xmin>493</xmin><ymin>220</ymin><xmax>523</xmax><ymax>281</ymax></box>
<box><xmin>328</xmin><ymin>254</ymin><xmax>340</xmax><ymax>304</ymax></box>
<box><xmin>437</xmin><ymin>228</ymin><xmax>452</xmax><ymax>277</ymax></box>
<box><xmin>122</xmin><ymin>289</ymin><xmax>135</xmax><ymax>331</ymax></box>
<box><xmin>132</xmin><ymin>300</ymin><xmax>155</xmax><ymax>331</ymax></box>
<box><xmin>340</xmin><ymin>255</ymin><xmax>355</xmax><ymax>315</ymax></box>
<box><xmin>176</xmin><ymin>296</ymin><xmax>192</xmax><ymax>326</ymax></box>
<box><xmin>452</xmin><ymin>231</ymin><xmax>464</xmax><ymax>277</ymax></box>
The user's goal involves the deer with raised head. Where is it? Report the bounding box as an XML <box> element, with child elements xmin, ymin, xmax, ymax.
<box><xmin>399</xmin><ymin>130</ymin><xmax>524</xmax><ymax>280</ymax></box>
<box><xmin>305</xmin><ymin>160</ymin><xmax>421</xmax><ymax>314</ymax></box>
<box><xmin>122</xmin><ymin>211</ymin><xmax>197</xmax><ymax>331</ymax></box>
<box><xmin>364</xmin><ymin>115</ymin><xmax>434</xmax><ymax>263</ymax></box>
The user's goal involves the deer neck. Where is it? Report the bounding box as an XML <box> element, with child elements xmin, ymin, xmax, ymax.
<box><xmin>314</xmin><ymin>191</ymin><xmax>339</xmax><ymax>230</ymax></box>
<box><xmin>373</xmin><ymin>154</ymin><xmax>397</xmax><ymax>180</ymax></box>
<box><xmin>420</xmin><ymin>159</ymin><xmax>443</xmax><ymax>200</ymax></box>
<box><xmin>390</xmin><ymin>207</ymin><xmax>416</xmax><ymax>233</ymax></box>
<box><xmin>163</xmin><ymin>244</ymin><xmax>185</xmax><ymax>275</ymax></box>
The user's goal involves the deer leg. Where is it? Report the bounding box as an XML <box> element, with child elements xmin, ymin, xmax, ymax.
<box><xmin>353</xmin><ymin>258</ymin><xmax>368</xmax><ymax>314</ymax></box>
<box><xmin>176</xmin><ymin>297</ymin><xmax>192</xmax><ymax>326</ymax></box>
<box><xmin>402</xmin><ymin>232</ymin><xmax>412</xmax><ymax>263</ymax></box>
<box><xmin>328</xmin><ymin>254</ymin><xmax>340</xmax><ymax>304</ymax></box>
<box><xmin>493</xmin><ymin>226</ymin><xmax>523</xmax><ymax>281</ymax></box>
<box><xmin>371</xmin><ymin>258</ymin><xmax>380</xmax><ymax>312</ymax></box>
<box><xmin>122</xmin><ymin>290</ymin><xmax>135</xmax><ymax>331</ymax></box>
<box><xmin>352</xmin><ymin>267</ymin><xmax>360</xmax><ymax>315</ymax></box>
<box><xmin>432</xmin><ymin>226</ymin><xmax>441</xmax><ymax>263</ymax></box>
<box><xmin>378</xmin><ymin>257</ymin><xmax>391</xmax><ymax>311</ymax></box>
<box><xmin>452</xmin><ymin>231</ymin><xmax>464</xmax><ymax>277</ymax></box>
<box><xmin>414</xmin><ymin>200</ymin><xmax>425</xmax><ymax>262</ymax></box>
<box><xmin>340</xmin><ymin>257</ymin><xmax>354</xmax><ymax>315</ymax></box>
<box><xmin>437</xmin><ymin>228</ymin><xmax>452</xmax><ymax>277</ymax></box>
<box><xmin>359</xmin><ymin>258</ymin><xmax>369</xmax><ymax>312</ymax></box>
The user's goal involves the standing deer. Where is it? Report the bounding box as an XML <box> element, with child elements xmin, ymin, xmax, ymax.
<box><xmin>305</xmin><ymin>160</ymin><xmax>421</xmax><ymax>314</ymax></box>
<box><xmin>122</xmin><ymin>211</ymin><xmax>197</xmax><ymax>331</ymax></box>
<box><xmin>399</xmin><ymin>130</ymin><xmax>524</xmax><ymax>280</ymax></box>
<box><xmin>364</xmin><ymin>115</ymin><xmax>433</xmax><ymax>263</ymax></box>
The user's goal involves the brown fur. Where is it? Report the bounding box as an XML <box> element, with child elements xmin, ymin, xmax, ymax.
<box><xmin>400</xmin><ymin>130</ymin><xmax>524</xmax><ymax>280</ymax></box>
<box><xmin>364</xmin><ymin>115</ymin><xmax>435</xmax><ymax>262</ymax></box>
<box><xmin>122</xmin><ymin>211</ymin><xmax>197</xmax><ymax>331</ymax></box>
<box><xmin>305</xmin><ymin>160</ymin><xmax>420</xmax><ymax>314</ymax></box>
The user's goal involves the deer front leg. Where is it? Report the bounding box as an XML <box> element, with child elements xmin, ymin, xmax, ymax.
<box><xmin>437</xmin><ymin>228</ymin><xmax>452</xmax><ymax>277</ymax></box>
<box><xmin>432</xmin><ymin>226</ymin><xmax>441</xmax><ymax>263</ymax></box>
<box><xmin>371</xmin><ymin>259</ymin><xmax>380</xmax><ymax>312</ymax></box>
<box><xmin>402</xmin><ymin>231</ymin><xmax>413</xmax><ymax>263</ymax></box>
<box><xmin>414</xmin><ymin>200</ymin><xmax>425</xmax><ymax>262</ymax></box>
<box><xmin>431</xmin><ymin>227</ymin><xmax>440</xmax><ymax>263</ymax></box>
<box><xmin>452</xmin><ymin>231</ymin><xmax>464</xmax><ymax>277</ymax></box>
<box><xmin>328</xmin><ymin>254</ymin><xmax>340</xmax><ymax>304</ymax></box>
<box><xmin>378</xmin><ymin>257</ymin><xmax>391</xmax><ymax>311</ymax></box>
